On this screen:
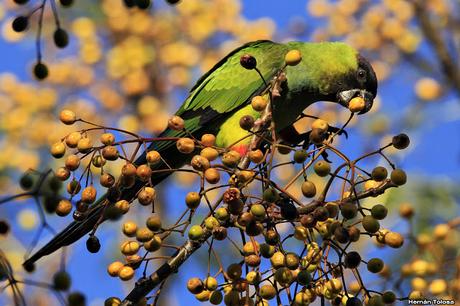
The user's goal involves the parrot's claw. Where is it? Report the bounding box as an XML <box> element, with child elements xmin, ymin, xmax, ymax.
<box><xmin>328</xmin><ymin>125</ymin><xmax>348</xmax><ymax>138</ymax></box>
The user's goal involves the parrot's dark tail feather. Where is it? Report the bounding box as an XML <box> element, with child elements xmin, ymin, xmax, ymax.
<box><xmin>23</xmin><ymin>132</ymin><xmax>190</xmax><ymax>268</ymax></box>
<box><xmin>23</xmin><ymin>203</ymin><xmax>106</xmax><ymax>267</ymax></box>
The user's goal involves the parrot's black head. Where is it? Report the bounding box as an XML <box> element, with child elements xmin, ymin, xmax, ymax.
<box><xmin>335</xmin><ymin>55</ymin><xmax>378</xmax><ymax>114</ymax></box>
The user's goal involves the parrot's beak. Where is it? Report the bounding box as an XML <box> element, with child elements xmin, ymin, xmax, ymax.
<box><xmin>337</xmin><ymin>89</ymin><xmax>374</xmax><ymax>114</ymax></box>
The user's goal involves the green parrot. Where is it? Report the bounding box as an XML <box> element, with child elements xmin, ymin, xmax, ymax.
<box><xmin>23</xmin><ymin>40</ymin><xmax>377</xmax><ymax>267</ymax></box>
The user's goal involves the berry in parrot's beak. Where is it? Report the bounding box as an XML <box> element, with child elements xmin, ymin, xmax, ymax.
<box><xmin>337</xmin><ymin>89</ymin><xmax>374</xmax><ymax>114</ymax></box>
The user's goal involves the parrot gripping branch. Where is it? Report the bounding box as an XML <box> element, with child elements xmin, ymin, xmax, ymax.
<box><xmin>120</xmin><ymin>67</ymin><xmax>286</xmax><ymax>306</ymax></box>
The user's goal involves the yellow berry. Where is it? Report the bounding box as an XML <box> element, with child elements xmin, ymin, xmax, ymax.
<box><xmin>433</xmin><ymin>224</ymin><xmax>450</xmax><ymax>240</ymax></box>
<box><xmin>92</xmin><ymin>155</ymin><xmax>106</xmax><ymax>168</ymax></box>
<box><xmin>77</xmin><ymin>137</ymin><xmax>92</xmax><ymax>153</ymax></box>
<box><xmin>168</xmin><ymin>115</ymin><xmax>185</xmax><ymax>130</ymax></box>
<box><xmin>120</xmin><ymin>241</ymin><xmax>140</xmax><ymax>256</ymax></box>
<box><xmin>59</xmin><ymin>109</ymin><xmax>76</xmax><ymax>125</ymax></box>
<box><xmin>248</xmin><ymin>149</ymin><xmax>264</xmax><ymax>164</ymax></box>
<box><xmin>259</xmin><ymin>284</ymin><xmax>276</xmax><ymax>300</ymax></box>
<box><xmin>65</xmin><ymin>132</ymin><xmax>82</xmax><ymax>148</ymax></box>
<box><xmin>204</xmin><ymin>168</ymin><xmax>220</xmax><ymax>184</ymax></box>
<box><xmin>251</xmin><ymin>95</ymin><xmax>268</xmax><ymax>111</ymax></box>
<box><xmin>136</xmin><ymin>227</ymin><xmax>154</xmax><ymax>242</ymax></box>
<box><xmin>201</xmin><ymin>134</ymin><xmax>216</xmax><ymax>147</ymax></box>
<box><xmin>301</xmin><ymin>181</ymin><xmax>316</xmax><ymax>198</ymax></box>
<box><xmin>144</xmin><ymin>235</ymin><xmax>162</xmax><ymax>252</ymax></box>
<box><xmin>118</xmin><ymin>266</ymin><xmax>134</xmax><ymax>281</ymax></box>
<box><xmin>122</xmin><ymin>163</ymin><xmax>137</xmax><ymax>177</ymax></box>
<box><xmin>415</xmin><ymin>77</ymin><xmax>441</xmax><ymax>101</ymax></box>
<box><xmin>122</xmin><ymin>221</ymin><xmax>137</xmax><ymax>237</ymax></box>
<box><xmin>176</xmin><ymin>137</ymin><xmax>195</xmax><ymax>154</ymax></box>
<box><xmin>55</xmin><ymin>167</ymin><xmax>70</xmax><ymax>181</ymax></box>
<box><xmin>243</xmin><ymin>241</ymin><xmax>260</xmax><ymax>255</ymax></box>
<box><xmin>100</xmin><ymin>133</ymin><xmax>115</xmax><ymax>145</ymax></box>
<box><xmin>429</xmin><ymin>279</ymin><xmax>447</xmax><ymax>295</ymax></box>
<box><xmin>51</xmin><ymin>142</ymin><xmax>66</xmax><ymax>158</ymax></box>
<box><xmin>100</xmin><ymin>173</ymin><xmax>115</xmax><ymax>188</ymax></box>
<box><xmin>66</xmin><ymin>179</ymin><xmax>81</xmax><ymax>195</ymax></box>
<box><xmin>384</xmin><ymin>231</ymin><xmax>404</xmax><ymax>248</ymax></box>
<box><xmin>65</xmin><ymin>154</ymin><xmax>80</xmax><ymax>171</ymax></box>
<box><xmin>81</xmin><ymin>185</ymin><xmax>97</xmax><ymax>203</ymax></box>
<box><xmin>195</xmin><ymin>290</ymin><xmax>211</xmax><ymax>302</ymax></box>
<box><xmin>270</xmin><ymin>251</ymin><xmax>285</xmax><ymax>269</ymax></box>
<box><xmin>200</xmin><ymin>147</ymin><xmax>219</xmax><ymax>161</ymax></box>
<box><xmin>102</xmin><ymin>146</ymin><xmax>119</xmax><ymax>161</ymax></box>
<box><xmin>136</xmin><ymin>164</ymin><xmax>152</xmax><ymax>181</ymax></box>
<box><xmin>107</xmin><ymin>261</ymin><xmax>124</xmax><ymax>277</ymax></box>
<box><xmin>191</xmin><ymin>155</ymin><xmax>210</xmax><ymax>171</ymax></box>
<box><xmin>285</xmin><ymin>49</ymin><xmax>302</xmax><ymax>66</ymax></box>
<box><xmin>348</xmin><ymin>97</ymin><xmax>366</xmax><ymax>112</ymax></box>
<box><xmin>204</xmin><ymin>276</ymin><xmax>218</xmax><ymax>291</ymax></box>
<box><xmin>146</xmin><ymin>150</ymin><xmax>161</xmax><ymax>165</ymax></box>
<box><xmin>222</xmin><ymin>150</ymin><xmax>241</xmax><ymax>167</ymax></box>
<box><xmin>311</xmin><ymin>119</ymin><xmax>328</xmax><ymax>132</ymax></box>
<box><xmin>115</xmin><ymin>200</ymin><xmax>130</xmax><ymax>214</ymax></box>
<box><xmin>56</xmin><ymin>199</ymin><xmax>72</xmax><ymax>216</ymax></box>
<box><xmin>137</xmin><ymin>187</ymin><xmax>156</xmax><ymax>206</ymax></box>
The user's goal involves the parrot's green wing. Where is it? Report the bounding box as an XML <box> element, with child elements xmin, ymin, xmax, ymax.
<box><xmin>158</xmin><ymin>40</ymin><xmax>287</xmax><ymax>144</ymax></box>
<box><xmin>22</xmin><ymin>41</ymin><xmax>288</xmax><ymax>267</ymax></box>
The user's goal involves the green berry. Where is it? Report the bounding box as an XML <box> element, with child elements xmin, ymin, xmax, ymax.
<box><xmin>274</xmin><ymin>267</ymin><xmax>293</xmax><ymax>286</ymax></box>
<box><xmin>296</xmin><ymin>270</ymin><xmax>311</xmax><ymax>286</ymax></box>
<box><xmin>367</xmin><ymin>258</ymin><xmax>384</xmax><ymax>273</ymax></box>
<box><xmin>53</xmin><ymin>271</ymin><xmax>71</xmax><ymax>291</ymax></box>
<box><xmin>68</xmin><ymin>292</ymin><xmax>86</xmax><ymax>306</ymax></box>
<box><xmin>53</xmin><ymin>28</ymin><xmax>69</xmax><ymax>48</ymax></box>
<box><xmin>293</xmin><ymin>150</ymin><xmax>308</xmax><ymax>163</ymax></box>
<box><xmin>382</xmin><ymin>291</ymin><xmax>396</xmax><ymax>303</ymax></box>
<box><xmin>188</xmin><ymin>225</ymin><xmax>203</xmax><ymax>241</ymax></box>
<box><xmin>301</xmin><ymin>181</ymin><xmax>316</xmax><ymax>198</ymax></box>
<box><xmin>33</xmin><ymin>62</ymin><xmax>49</xmax><ymax>80</ymax></box>
<box><xmin>284</xmin><ymin>252</ymin><xmax>300</xmax><ymax>270</ymax></box>
<box><xmin>259</xmin><ymin>284</ymin><xmax>276</xmax><ymax>300</ymax></box>
<box><xmin>313</xmin><ymin>160</ymin><xmax>330</xmax><ymax>177</ymax></box>
<box><xmin>344</xmin><ymin>251</ymin><xmax>361</xmax><ymax>269</ymax></box>
<box><xmin>185</xmin><ymin>192</ymin><xmax>201</xmax><ymax>209</ymax></box>
<box><xmin>209</xmin><ymin>290</ymin><xmax>223</xmax><ymax>305</ymax></box>
<box><xmin>371</xmin><ymin>166</ymin><xmax>388</xmax><ymax>181</ymax></box>
<box><xmin>371</xmin><ymin>204</ymin><xmax>388</xmax><ymax>220</ymax></box>
<box><xmin>392</xmin><ymin>133</ymin><xmax>410</xmax><ymax>150</ymax></box>
<box><xmin>250</xmin><ymin>204</ymin><xmax>266</xmax><ymax>219</ymax></box>
<box><xmin>362</xmin><ymin>215</ymin><xmax>380</xmax><ymax>233</ymax></box>
<box><xmin>390</xmin><ymin>169</ymin><xmax>407</xmax><ymax>185</ymax></box>
<box><xmin>19</xmin><ymin>172</ymin><xmax>35</xmax><ymax>190</ymax></box>
<box><xmin>146</xmin><ymin>215</ymin><xmax>162</xmax><ymax>232</ymax></box>
<box><xmin>226</xmin><ymin>263</ymin><xmax>242</xmax><ymax>280</ymax></box>
<box><xmin>367</xmin><ymin>295</ymin><xmax>384</xmax><ymax>306</ymax></box>
<box><xmin>263</xmin><ymin>188</ymin><xmax>279</xmax><ymax>202</ymax></box>
<box><xmin>341</xmin><ymin>202</ymin><xmax>358</xmax><ymax>219</ymax></box>
<box><xmin>12</xmin><ymin>16</ymin><xmax>28</xmax><ymax>32</ymax></box>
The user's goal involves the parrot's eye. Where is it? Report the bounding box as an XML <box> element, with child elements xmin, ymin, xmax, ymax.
<box><xmin>357</xmin><ymin>68</ymin><xmax>367</xmax><ymax>81</ymax></box>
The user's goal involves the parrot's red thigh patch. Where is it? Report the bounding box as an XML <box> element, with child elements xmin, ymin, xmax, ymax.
<box><xmin>231</xmin><ymin>144</ymin><xmax>249</xmax><ymax>156</ymax></box>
